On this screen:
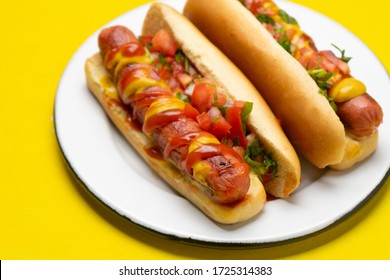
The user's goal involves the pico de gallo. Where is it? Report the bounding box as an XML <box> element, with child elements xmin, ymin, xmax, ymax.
<box><xmin>105</xmin><ymin>27</ymin><xmax>277</xmax><ymax>184</ymax></box>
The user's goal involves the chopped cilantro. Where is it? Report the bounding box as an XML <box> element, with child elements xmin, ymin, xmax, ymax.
<box><xmin>307</xmin><ymin>68</ymin><xmax>333</xmax><ymax>89</ymax></box>
<box><xmin>273</xmin><ymin>27</ymin><xmax>292</xmax><ymax>54</ymax></box>
<box><xmin>156</xmin><ymin>53</ymin><xmax>172</xmax><ymax>73</ymax></box>
<box><xmin>263</xmin><ymin>152</ymin><xmax>278</xmax><ymax>178</ymax></box>
<box><xmin>279</xmin><ymin>9</ymin><xmax>298</xmax><ymax>24</ymax></box>
<box><xmin>331</xmin><ymin>44</ymin><xmax>352</xmax><ymax>63</ymax></box>
<box><xmin>277</xmin><ymin>37</ymin><xmax>292</xmax><ymax>54</ymax></box>
<box><xmin>308</xmin><ymin>69</ymin><xmax>338</xmax><ymax>111</ymax></box>
<box><xmin>174</xmin><ymin>50</ymin><xmax>185</xmax><ymax>63</ymax></box>
<box><xmin>256</xmin><ymin>14</ymin><xmax>275</xmax><ymax>25</ymax></box>
<box><xmin>319</xmin><ymin>88</ymin><xmax>337</xmax><ymax>111</ymax></box>
<box><xmin>246</xmin><ymin>137</ymin><xmax>264</xmax><ymax>158</ymax></box>
<box><xmin>244</xmin><ymin>155</ymin><xmax>269</xmax><ymax>176</ymax></box>
<box><xmin>244</xmin><ymin>138</ymin><xmax>278</xmax><ymax>179</ymax></box>
<box><xmin>175</xmin><ymin>49</ymin><xmax>190</xmax><ymax>73</ymax></box>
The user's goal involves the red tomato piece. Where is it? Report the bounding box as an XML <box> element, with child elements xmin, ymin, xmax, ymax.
<box><xmin>157</xmin><ymin>64</ymin><xmax>172</xmax><ymax>80</ymax></box>
<box><xmin>207</xmin><ymin>107</ymin><xmax>231</xmax><ymax>140</ymax></box>
<box><xmin>196</xmin><ymin>112</ymin><xmax>211</xmax><ymax>131</ymax></box>
<box><xmin>177</xmin><ymin>73</ymin><xmax>193</xmax><ymax>88</ymax></box>
<box><xmin>233</xmin><ymin>100</ymin><xmax>245</xmax><ymax>109</ymax></box>
<box><xmin>225</xmin><ymin>103</ymin><xmax>247</xmax><ymax>147</ymax></box>
<box><xmin>184</xmin><ymin>103</ymin><xmax>200</xmax><ymax>121</ymax></box>
<box><xmin>214</xmin><ymin>92</ymin><xmax>227</xmax><ymax>107</ymax></box>
<box><xmin>209</xmin><ymin>117</ymin><xmax>232</xmax><ymax>140</ymax></box>
<box><xmin>139</xmin><ymin>35</ymin><xmax>153</xmax><ymax>49</ymax></box>
<box><xmin>152</xmin><ymin>29</ymin><xmax>178</xmax><ymax>57</ymax></box>
<box><xmin>319</xmin><ymin>50</ymin><xmax>350</xmax><ymax>75</ymax></box>
<box><xmin>191</xmin><ymin>82</ymin><xmax>216</xmax><ymax>113</ymax></box>
<box><xmin>250</xmin><ymin>0</ymin><xmax>277</xmax><ymax>16</ymax></box>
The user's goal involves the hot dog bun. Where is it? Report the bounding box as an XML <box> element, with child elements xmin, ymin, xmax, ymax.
<box><xmin>85</xmin><ymin>2</ymin><xmax>300</xmax><ymax>223</ymax></box>
<box><xmin>143</xmin><ymin>3</ymin><xmax>300</xmax><ymax>197</ymax></box>
<box><xmin>86</xmin><ymin>53</ymin><xmax>266</xmax><ymax>224</ymax></box>
<box><xmin>183</xmin><ymin>0</ymin><xmax>380</xmax><ymax>169</ymax></box>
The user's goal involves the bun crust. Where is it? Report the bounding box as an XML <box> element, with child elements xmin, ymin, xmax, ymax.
<box><xmin>143</xmin><ymin>2</ymin><xmax>300</xmax><ymax>197</ymax></box>
<box><xmin>330</xmin><ymin>132</ymin><xmax>378</xmax><ymax>170</ymax></box>
<box><xmin>85</xmin><ymin>53</ymin><xmax>266</xmax><ymax>224</ymax></box>
<box><xmin>184</xmin><ymin>0</ymin><xmax>373</xmax><ymax>169</ymax></box>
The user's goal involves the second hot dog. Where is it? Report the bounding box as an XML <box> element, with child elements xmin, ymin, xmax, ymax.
<box><xmin>184</xmin><ymin>0</ymin><xmax>383</xmax><ymax>169</ymax></box>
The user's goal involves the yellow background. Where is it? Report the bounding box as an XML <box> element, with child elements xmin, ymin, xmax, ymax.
<box><xmin>1</xmin><ymin>0</ymin><xmax>389</xmax><ymax>259</ymax></box>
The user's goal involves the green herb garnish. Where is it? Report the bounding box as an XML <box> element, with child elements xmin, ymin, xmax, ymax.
<box><xmin>246</xmin><ymin>136</ymin><xmax>264</xmax><ymax>158</ymax></box>
<box><xmin>156</xmin><ymin>53</ymin><xmax>172</xmax><ymax>73</ymax></box>
<box><xmin>174</xmin><ymin>50</ymin><xmax>185</xmax><ymax>63</ymax></box>
<box><xmin>331</xmin><ymin>44</ymin><xmax>352</xmax><ymax>63</ymax></box>
<box><xmin>307</xmin><ymin>69</ymin><xmax>337</xmax><ymax>111</ymax></box>
<box><xmin>256</xmin><ymin>14</ymin><xmax>275</xmax><ymax>25</ymax></box>
<box><xmin>319</xmin><ymin>88</ymin><xmax>337</xmax><ymax>111</ymax></box>
<box><xmin>307</xmin><ymin>68</ymin><xmax>333</xmax><ymax>89</ymax></box>
<box><xmin>279</xmin><ymin>9</ymin><xmax>298</xmax><ymax>24</ymax></box>
<box><xmin>277</xmin><ymin>37</ymin><xmax>292</xmax><ymax>54</ymax></box>
<box><xmin>175</xmin><ymin>49</ymin><xmax>190</xmax><ymax>73</ymax></box>
<box><xmin>274</xmin><ymin>27</ymin><xmax>292</xmax><ymax>54</ymax></box>
<box><xmin>244</xmin><ymin>138</ymin><xmax>278</xmax><ymax>180</ymax></box>
<box><xmin>263</xmin><ymin>152</ymin><xmax>278</xmax><ymax>179</ymax></box>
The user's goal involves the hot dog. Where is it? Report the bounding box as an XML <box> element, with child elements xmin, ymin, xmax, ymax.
<box><xmin>84</xmin><ymin>3</ymin><xmax>301</xmax><ymax>224</ymax></box>
<box><xmin>184</xmin><ymin>0</ymin><xmax>383</xmax><ymax>169</ymax></box>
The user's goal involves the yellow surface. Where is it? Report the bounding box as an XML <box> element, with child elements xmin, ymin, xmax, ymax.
<box><xmin>0</xmin><ymin>0</ymin><xmax>389</xmax><ymax>259</ymax></box>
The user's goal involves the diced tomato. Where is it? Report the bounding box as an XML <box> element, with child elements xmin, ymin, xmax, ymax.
<box><xmin>207</xmin><ymin>106</ymin><xmax>231</xmax><ymax>140</ymax></box>
<box><xmin>214</xmin><ymin>92</ymin><xmax>227</xmax><ymax>107</ymax></box>
<box><xmin>250</xmin><ymin>0</ymin><xmax>277</xmax><ymax>16</ymax></box>
<box><xmin>296</xmin><ymin>50</ymin><xmax>319</xmax><ymax>70</ymax></box>
<box><xmin>319</xmin><ymin>50</ymin><xmax>350</xmax><ymax>75</ymax></box>
<box><xmin>286</xmin><ymin>28</ymin><xmax>298</xmax><ymax>41</ymax></box>
<box><xmin>177</xmin><ymin>73</ymin><xmax>193</xmax><ymax>88</ymax></box>
<box><xmin>139</xmin><ymin>35</ymin><xmax>153</xmax><ymax>49</ymax></box>
<box><xmin>233</xmin><ymin>100</ymin><xmax>245</xmax><ymax>109</ymax></box>
<box><xmin>191</xmin><ymin>82</ymin><xmax>216</xmax><ymax>113</ymax></box>
<box><xmin>225</xmin><ymin>102</ymin><xmax>247</xmax><ymax>147</ymax></box>
<box><xmin>157</xmin><ymin>64</ymin><xmax>172</xmax><ymax>80</ymax></box>
<box><xmin>209</xmin><ymin>117</ymin><xmax>231</xmax><ymax>140</ymax></box>
<box><xmin>152</xmin><ymin>29</ymin><xmax>178</xmax><ymax>57</ymax></box>
<box><xmin>184</xmin><ymin>103</ymin><xmax>200</xmax><ymax>121</ymax></box>
<box><xmin>196</xmin><ymin>112</ymin><xmax>211</xmax><ymax>131</ymax></box>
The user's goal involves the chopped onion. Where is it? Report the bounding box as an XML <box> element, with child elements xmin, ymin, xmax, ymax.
<box><xmin>184</xmin><ymin>82</ymin><xmax>195</xmax><ymax>96</ymax></box>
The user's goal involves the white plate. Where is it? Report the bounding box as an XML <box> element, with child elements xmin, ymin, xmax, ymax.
<box><xmin>54</xmin><ymin>0</ymin><xmax>390</xmax><ymax>246</ymax></box>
